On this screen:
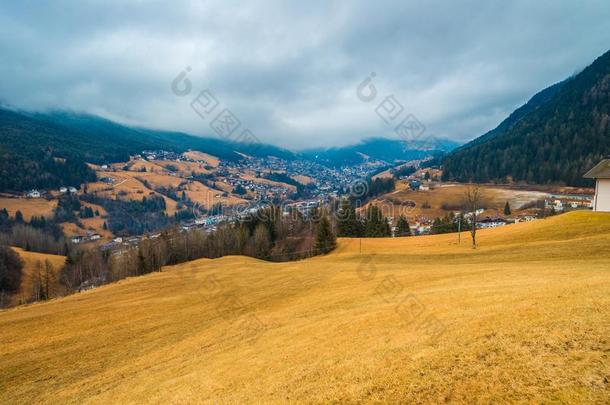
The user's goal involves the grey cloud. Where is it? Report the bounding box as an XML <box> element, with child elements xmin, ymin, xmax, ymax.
<box><xmin>1</xmin><ymin>0</ymin><xmax>609</xmax><ymax>149</ymax></box>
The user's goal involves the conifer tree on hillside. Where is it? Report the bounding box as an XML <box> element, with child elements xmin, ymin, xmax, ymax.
<box><xmin>315</xmin><ymin>215</ymin><xmax>336</xmax><ymax>254</ymax></box>
<box><xmin>395</xmin><ymin>215</ymin><xmax>411</xmax><ymax>237</ymax></box>
<box><xmin>337</xmin><ymin>199</ymin><xmax>363</xmax><ymax>237</ymax></box>
<box><xmin>504</xmin><ymin>201</ymin><xmax>511</xmax><ymax>215</ymax></box>
<box><xmin>137</xmin><ymin>246</ymin><xmax>150</xmax><ymax>275</ymax></box>
<box><xmin>363</xmin><ymin>205</ymin><xmax>391</xmax><ymax>237</ymax></box>
<box><xmin>0</xmin><ymin>245</ymin><xmax>24</xmax><ymax>297</ymax></box>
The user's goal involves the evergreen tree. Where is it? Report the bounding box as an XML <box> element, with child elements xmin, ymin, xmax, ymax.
<box><xmin>395</xmin><ymin>215</ymin><xmax>411</xmax><ymax>237</ymax></box>
<box><xmin>363</xmin><ymin>205</ymin><xmax>391</xmax><ymax>237</ymax></box>
<box><xmin>337</xmin><ymin>199</ymin><xmax>362</xmax><ymax>237</ymax></box>
<box><xmin>137</xmin><ymin>246</ymin><xmax>150</xmax><ymax>275</ymax></box>
<box><xmin>315</xmin><ymin>215</ymin><xmax>336</xmax><ymax>254</ymax></box>
<box><xmin>233</xmin><ymin>184</ymin><xmax>247</xmax><ymax>195</ymax></box>
<box><xmin>504</xmin><ymin>201</ymin><xmax>511</xmax><ymax>215</ymax></box>
<box><xmin>0</xmin><ymin>245</ymin><xmax>24</xmax><ymax>294</ymax></box>
<box><xmin>14</xmin><ymin>210</ymin><xmax>24</xmax><ymax>223</ymax></box>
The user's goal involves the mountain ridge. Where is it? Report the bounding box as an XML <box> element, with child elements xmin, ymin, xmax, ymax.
<box><xmin>301</xmin><ymin>136</ymin><xmax>460</xmax><ymax>167</ymax></box>
<box><xmin>0</xmin><ymin>106</ymin><xmax>296</xmax><ymax>192</ymax></box>
<box><xmin>442</xmin><ymin>49</ymin><xmax>610</xmax><ymax>186</ymax></box>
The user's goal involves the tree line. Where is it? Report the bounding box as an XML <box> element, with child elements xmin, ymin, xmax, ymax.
<box><xmin>335</xmin><ymin>199</ymin><xmax>411</xmax><ymax>238</ymax></box>
<box><xmin>59</xmin><ymin>206</ymin><xmax>339</xmax><ymax>292</ymax></box>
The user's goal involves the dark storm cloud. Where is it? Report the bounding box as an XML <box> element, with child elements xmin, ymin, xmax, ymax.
<box><xmin>1</xmin><ymin>0</ymin><xmax>609</xmax><ymax>149</ymax></box>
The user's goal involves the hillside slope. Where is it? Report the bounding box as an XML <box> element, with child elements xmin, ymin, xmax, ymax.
<box><xmin>1</xmin><ymin>211</ymin><xmax>609</xmax><ymax>403</ymax></box>
<box><xmin>442</xmin><ymin>49</ymin><xmax>610</xmax><ymax>186</ymax></box>
<box><xmin>0</xmin><ymin>107</ymin><xmax>294</xmax><ymax>192</ymax></box>
<box><xmin>8</xmin><ymin>248</ymin><xmax>66</xmax><ymax>306</ymax></box>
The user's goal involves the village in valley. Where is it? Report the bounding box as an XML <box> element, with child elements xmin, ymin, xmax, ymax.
<box><xmin>0</xmin><ymin>147</ymin><xmax>597</xmax><ymax>255</ymax></box>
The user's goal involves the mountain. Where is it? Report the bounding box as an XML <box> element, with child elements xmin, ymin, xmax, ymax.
<box><xmin>442</xmin><ymin>49</ymin><xmax>610</xmax><ymax>186</ymax></box>
<box><xmin>0</xmin><ymin>107</ymin><xmax>294</xmax><ymax>192</ymax></box>
<box><xmin>302</xmin><ymin>137</ymin><xmax>460</xmax><ymax>167</ymax></box>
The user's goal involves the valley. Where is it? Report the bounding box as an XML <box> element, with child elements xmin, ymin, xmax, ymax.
<box><xmin>1</xmin><ymin>7</ymin><xmax>609</xmax><ymax>403</ymax></box>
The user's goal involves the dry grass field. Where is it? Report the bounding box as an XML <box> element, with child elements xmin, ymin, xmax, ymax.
<box><xmin>87</xmin><ymin>171</ymin><xmax>179</xmax><ymax>215</ymax></box>
<box><xmin>59</xmin><ymin>202</ymin><xmax>113</xmax><ymax>240</ymax></box>
<box><xmin>184</xmin><ymin>181</ymin><xmax>248</xmax><ymax>209</ymax></box>
<box><xmin>291</xmin><ymin>174</ymin><xmax>314</xmax><ymax>185</ymax></box>
<box><xmin>91</xmin><ymin>163</ymin><xmax>246</xmax><ymax>212</ymax></box>
<box><xmin>154</xmin><ymin>160</ymin><xmax>211</xmax><ymax>176</ymax></box>
<box><xmin>8</xmin><ymin>248</ymin><xmax>66</xmax><ymax>306</ymax></box>
<box><xmin>239</xmin><ymin>172</ymin><xmax>298</xmax><ymax>192</ymax></box>
<box><xmin>183</xmin><ymin>151</ymin><xmax>220</xmax><ymax>168</ymax></box>
<box><xmin>0</xmin><ymin>197</ymin><xmax>58</xmax><ymax>221</ymax></box>
<box><xmin>1</xmin><ymin>211</ymin><xmax>609</xmax><ymax>403</ymax></box>
<box><xmin>369</xmin><ymin>183</ymin><xmax>550</xmax><ymax>220</ymax></box>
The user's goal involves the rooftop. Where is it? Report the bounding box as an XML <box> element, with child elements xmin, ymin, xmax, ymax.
<box><xmin>583</xmin><ymin>158</ymin><xmax>610</xmax><ymax>179</ymax></box>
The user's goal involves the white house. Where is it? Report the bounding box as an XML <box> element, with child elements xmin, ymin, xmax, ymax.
<box><xmin>584</xmin><ymin>158</ymin><xmax>610</xmax><ymax>212</ymax></box>
<box><xmin>27</xmin><ymin>190</ymin><xmax>41</xmax><ymax>198</ymax></box>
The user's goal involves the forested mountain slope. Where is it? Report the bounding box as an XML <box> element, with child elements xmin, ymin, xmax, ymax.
<box><xmin>442</xmin><ymin>49</ymin><xmax>610</xmax><ymax>186</ymax></box>
<box><xmin>0</xmin><ymin>107</ymin><xmax>294</xmax><ymax>192</ymax></box>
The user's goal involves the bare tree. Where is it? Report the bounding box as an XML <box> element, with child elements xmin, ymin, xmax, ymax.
<box><xmin>43</xmin><ymin>259</ymin><xmax>55</xmax><ymax>299</ymax></box>
<box><xmin>31</xmin><ymin>260</ymin><xmax>43</xmax><ymax>301</ymax></box>
<box><xmin>463</xmin><ymin>185</ymin><xmax>482</xmax><ymax>249</ymax></box>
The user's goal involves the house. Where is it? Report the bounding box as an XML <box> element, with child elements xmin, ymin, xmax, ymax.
<box><xmin>463</xmin><ymin>209</ymin><xmax>484</xmax><ymax>219</ymax></box>
<box><xmin>409</xmin><ymin>180</ymin><xmax>421</xmax><ymax>191</ymax></box>
<box><xmin>27</xmin><ymin>189</ymin><xmax>41</xmax><ymax>198</ymax></box>
<box><xmin>477</xmin><ymin>217</ymin><xmax>508</xmax><ymax>229</ymax></box>
<box><xmin>59</xmin><ymin>186</ymin><xmax>68</xmax><ymax>194</ymax></box>
<box><xmin>68</xmin><ymin>186</ymin><xmax>78</xmax><ymax>193</ymax></box>
<box><xmin>583</xmin><ymin>158</ymin><xmax>610</xmax><ymax>212</ymax></box>
<box><xmin>547</xmin><ymin>199</ymin><xmax>564</xmax><ymax>212</ymax></box>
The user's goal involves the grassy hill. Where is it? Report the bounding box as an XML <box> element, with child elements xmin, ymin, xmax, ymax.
<box><xmin>1</xmin><ymin>211</ymin><xmax>609</xmax><ymax>403</ymax></box>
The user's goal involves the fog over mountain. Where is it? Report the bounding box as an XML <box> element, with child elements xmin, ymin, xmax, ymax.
<box><xmin>1</xmin><ymin>1</ymin><xmax>609</xmax><ymax>149</ymax></box>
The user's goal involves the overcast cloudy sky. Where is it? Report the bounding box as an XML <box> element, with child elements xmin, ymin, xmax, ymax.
<box><xmin>1</xmin><ymin>1</ymin><xmax>609</xmax><ymax>149</ymax></box>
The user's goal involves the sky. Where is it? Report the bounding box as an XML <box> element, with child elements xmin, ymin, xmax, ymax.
<box><xmin>1</xmin><ymin>0</ymin><xmax>609</xmax><ymax>150</ymax></box>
